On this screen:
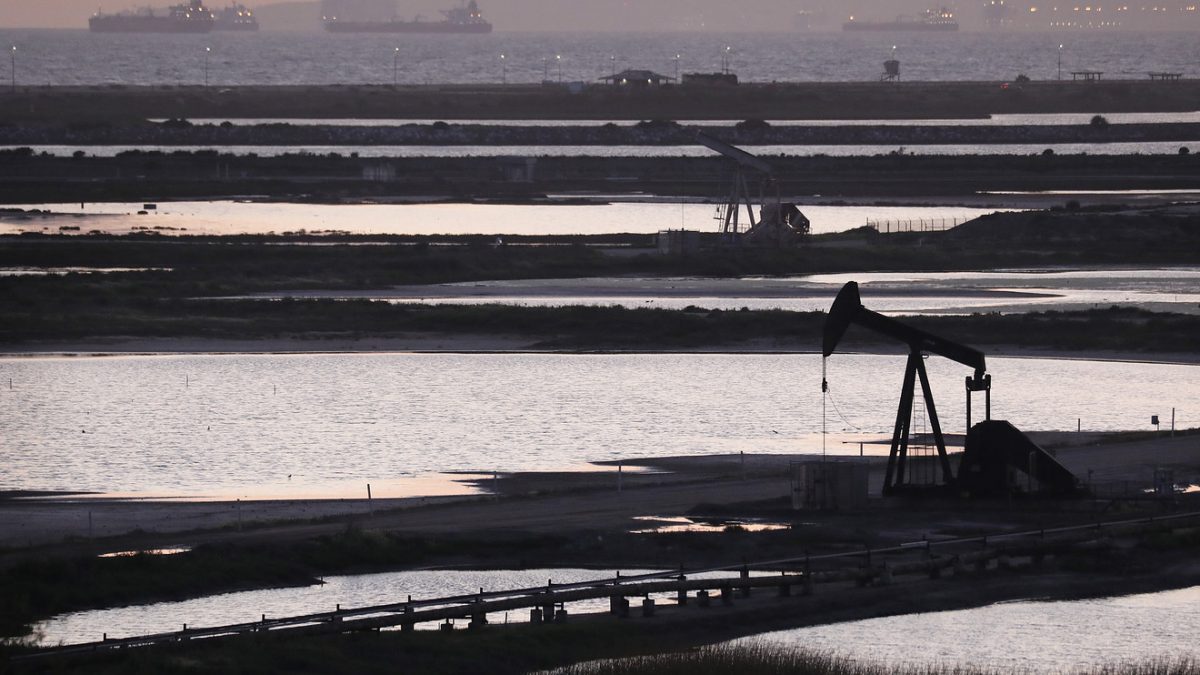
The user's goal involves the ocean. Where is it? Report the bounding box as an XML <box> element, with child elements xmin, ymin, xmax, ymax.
<box><xmin>0</xmin><ymin>29</ymin><xmax>1197</xmax><ymax>87</ymax></box>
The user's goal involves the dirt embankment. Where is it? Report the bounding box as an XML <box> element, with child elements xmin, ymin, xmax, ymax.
<box><xmin>1</xmin><ymin>150</ymin><xmax>1198</xmax><ymax>203</ymax></box>
<box><xmin>3</xmin><ymin>121</ymin><xmax>1198</xmax><ymax>147</ymax></box>
<box><xmin>4</xmin><ymin>80</ymin><xmax>1200</xmax><ymax>123</ymax></box>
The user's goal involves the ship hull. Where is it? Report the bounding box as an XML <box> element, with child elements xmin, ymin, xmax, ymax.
<box><xmin>324</xmin><ymin>21</ymin><xmax>492</xmax><ymax>34</ymax></box>
<box><xmin>843</xmin><ymin>21</ymin><xmax>958</xmax><ymax>31</ymax></box>
<box><xmin>214</xmin><ymin>23</ymin><xmax>259</xmax><ymax>31</ymax></box>
<box><xmin>89</xmin><ymin>17</ymin><xmax>214</xmax><ymax>33</ymax></box>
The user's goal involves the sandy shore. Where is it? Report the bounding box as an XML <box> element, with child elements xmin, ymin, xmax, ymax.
<box><xmin>3</xmin><ymin>433</ymin><xmax>1196</xmax><ymax>556</ymax></box>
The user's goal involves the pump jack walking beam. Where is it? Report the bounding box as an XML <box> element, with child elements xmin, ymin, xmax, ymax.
<box><xmin>824</xmin><ymin>282</ymin><xmax>991</xmax><ymax>495</ymax></box>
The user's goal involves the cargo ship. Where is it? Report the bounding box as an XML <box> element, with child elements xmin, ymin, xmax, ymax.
<box><xmin>89</xmin><ymin>0</ymin><xmax>216</xmax><ymax>33</ymax></box>
<box><xmin>843</xmin><ymin>7</ymin><xmax>959</xmax><ymax>31</ymax></box>
<box><xmin>215</xmin><ymin>3</ymin><xmax>258</xmax><ymax>30</ymax></box>
<box><xmin>323</xmin><ymin>0</ymin><xmax>492</xmax><ymax>34</ymax></box>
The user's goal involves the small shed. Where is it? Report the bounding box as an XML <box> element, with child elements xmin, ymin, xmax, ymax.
<box><xmin>657</xmin><ymin>229</ymin><xmax>701</xmax><ymax>256</ymax></box>
<box><xmin>599</xmin><ymin>69</ymin><xmax>674</xmax><ymax>87</ymax></box>
<box><xmin>362</xmin><ymin>163</ymin><xmax>396</xmax><ymax>181</ymax></box>
<box><xmin>499</xmin><ymin>157</ymin><xmax>537</xmax><ymax>183</ymax></box>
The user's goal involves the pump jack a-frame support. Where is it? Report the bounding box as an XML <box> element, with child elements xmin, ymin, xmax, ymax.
<box><xmin>823</xmin><ymin>282</ymin><xmax>992</xmax><ymax>496</ymax></box>
<box><xmin>695</xmin><ymin>131</ymin><xmax>775</xmax><ymax>239</ymax></box>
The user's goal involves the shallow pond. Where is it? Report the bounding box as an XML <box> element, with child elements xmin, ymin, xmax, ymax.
<box><xmin>7</xmin><ymin>141</ymin><xmax>1195</xmax><ymax>158</ymax></box>
<box><xmin>32</xmin><ymin>564</ymin><xmax>1200</xmax><ymax>673</ymax></box>
<box><xmin>1</xmin><ymin>353</ymin><xmax>1194</xmax><ymax>498</ymax></box>
<box><xmin>0</xmin><ymin>200</ymin><xmax>1008</xmax><ymax>236</ymax></box>
<box><xmin>278</xmin><ymin>267</ymin><xmax>1200</xmax><ymax>316</ymax></box>
<box><xmin>736</xmin><ymin>585</ymin><xmax>1200</xmax><ymax>673</ymax></box>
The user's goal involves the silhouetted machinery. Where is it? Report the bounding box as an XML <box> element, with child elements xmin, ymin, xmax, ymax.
<box><xmin>881</xmin><ymin>59</ymin><xmax>901</xmax><ymax>82</ymax></box>
<box><xmin>695</xmin><ymin>131</ymin><xmax>810</xmax><ymax>247</ymax></box>
<box><xmin>822</xmin><ymin>281</ymin><xmax>1080</xmax><ymax>498</ymax></box>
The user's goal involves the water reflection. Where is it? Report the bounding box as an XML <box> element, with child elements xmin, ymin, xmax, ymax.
<box><xmin>270</xmin><ymin>268</ymin><xmax>1200</xmax><ymax>316</ymax></box>
<box><xmin>157</xmin><ymin>112</ymin><xmax>1200</xmax><ymax>128</ymax></box>
<box><xmin>98</xmin><ymin>547</ymin><xmax>192</xmax><ymax>558</ymax></box>
<box><xmin>0</xmin><ymin>353</ymin><xmax>1194</xmax><ymax>497</ymax></box>
<box><xmin>7</xmin><ymin>141</ymin><xmax>1194</xmax><ymax>158</ymax></box>
<box><xmin>630</xmin><ymin>516</ymin><xmax>790</xmax><ymax>534</ymax></box>
<box><xmin>736</xmin><ymin>586</ymin><xmax>1200</xmax><ymax>672</ymax></box>
<box><xmin>0</xmin><ymin>201</ymin><xmax>1009</xmax><ymax>237</ymax></box>
<box><xmin>34</xmin><ymin>568</ymin><xmax>657</xmax><ymax>645</ymax></box>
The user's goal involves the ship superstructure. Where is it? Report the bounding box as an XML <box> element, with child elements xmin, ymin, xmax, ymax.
<box><xmin>89</xmin><ymin>0</ymin><xmax>216</xmax><ymax>33</ymax></box>
<box><xmin>323</xmin><ymin>0</ymin><xmax>493</xmax><ymax>33</ymax></box>
<box><xmin>215</xmin><ymin>3</ymin><xmax>258</xmax><ymax>30</ymax></box>
<box><xmin>988</xmin><ymin>2</ymin><xmax>1199</xmax><ymax>30</ymax></box>
<box><xmin>843</xmin><ymin>7</ymin><xmax>959</xmax><ymax>31</ymax></box>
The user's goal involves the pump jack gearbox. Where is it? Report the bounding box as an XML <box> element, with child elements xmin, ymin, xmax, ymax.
<box><xmin>822</xmin><ymin>282</ymin><xmax>1080</xmax><ymax>498</ymax></box>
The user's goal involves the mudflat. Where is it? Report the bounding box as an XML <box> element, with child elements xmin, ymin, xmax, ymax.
<box><xmin>3</xmin><ymin>432</ymin><xmax>1195</xmax><ymax>553</ymax></box>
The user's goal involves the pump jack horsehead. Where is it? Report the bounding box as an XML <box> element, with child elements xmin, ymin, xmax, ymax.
<box><xmin>822</xmin><ymin>282</ymin><xmax>1081</xmax><ymax>498</ymax></box>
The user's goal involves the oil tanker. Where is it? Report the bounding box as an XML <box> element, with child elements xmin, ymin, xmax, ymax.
<box><xmin>89</xmin><ymin>0</ymin><xmax>216</xmax><ymax>33</ymax></box>
<box><xmin>215</xmin><ymin>3</ymin><xmax>259</xmax><ymax>31</ymax></box>
<box><xmin>843</xmin><ymin>7</ymin><xmax>959</xmax><ymax>32</ymax></box>
<box><xmin>324</xmin><ymin>0</ymin><xmax>492</xmax><ymax>34</ymax></box>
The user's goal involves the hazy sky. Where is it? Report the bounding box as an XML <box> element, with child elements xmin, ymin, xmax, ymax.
<box><xmin>3</xmin><ymin>0</ymin><xmax>958</xmax><ymax>31</ymax></box>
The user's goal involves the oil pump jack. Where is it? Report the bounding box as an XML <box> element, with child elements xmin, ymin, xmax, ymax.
<box><xmin>822</xmin><ymin>282</ymin><xmax>1080</xmax><ymax>498</ymax></box>
<box><xmin>695</xmin><ymin>131</ymin><xmax>810</xmax><ymax>246</ymax></box>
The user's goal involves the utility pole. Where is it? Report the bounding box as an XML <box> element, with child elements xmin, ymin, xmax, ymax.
<box><xmin>1057</xmin><ymin>44</ymin><xmax>1063</xmax><ymax>81</ymax></box>
<box><xmin>10</xmin><ymin>46</ymin><xmax>15</xmax><ymax>93</ymax></box>
<box><xmin>204</xmin><ymin>46</ymin><xmax>211</xmax><ymax>86</ymax></box>
<box><xmin>393</xmin><ymin>47</ymin><xmax>399</xmax><ymax>86</ymax></box>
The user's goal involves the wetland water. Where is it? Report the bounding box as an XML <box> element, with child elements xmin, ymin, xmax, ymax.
<box><xmin>163</xmin><ymin>113</ymin><xmax>1200</xmax><ymax>127</ymax></box>
<box><xmin>31</xmin><ymin>566</ymin><xmax>1200</xmax><ymax>671</ymax></box>
<box><xmin>285</xmin><ymin>268</ymin><xmax>1200</xmax><ymax>316</ymax></box>
<box><xmin>737</xmin><ymin>586</ymin><xmax>1200</xmax><ymax>672</ymax></box>
<box><xmin>0</xmin><ymin>201</ymin><xmax>1009</xmax><ymax>236</ymax></box>
<box><xmin>7</xmin><ymin>141</ymin><xmax>1196</xmax><ymax>157</ymax></box>
<box><xmin>32</xmin><ymin>568</ymin><xmax>759</xmax><ymax>646</ymax></box>
<box><xmin>0</xmin><ymin>353</ymin><xmax>1194</xmax><ymax>499</ymax></box>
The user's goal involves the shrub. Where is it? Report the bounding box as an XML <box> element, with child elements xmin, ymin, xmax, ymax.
<box><xmin>735</xmin><ymin>119</ymin><xmax>771</xmax><ymax>132</ymax></box>
<box><xmin>635</xmin><ymin>119</ymin><xmax>681</xmax><ymax>130</ymax></box>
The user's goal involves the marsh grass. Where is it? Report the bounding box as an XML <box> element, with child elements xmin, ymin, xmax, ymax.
<box><xmin>548</xmin><ymin>644</ymin><xmax>1200</xmax><ymax>675</ymax></box>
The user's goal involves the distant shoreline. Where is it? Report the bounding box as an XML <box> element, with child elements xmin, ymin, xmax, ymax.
<box><xmin>2</xmin><ymin>339</ymin><xmax>1197</xmax><ymax>365</ymax></box>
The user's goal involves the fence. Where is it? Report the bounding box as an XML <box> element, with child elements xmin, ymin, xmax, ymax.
<box><xmin>867</xmin><ymin>216</ymin><xmax>966</xmax><ymax>234</ymax></box>
<box><xmin>13</xmin><ymin>509</ymin><xmax>1200</xmax><ymax>662</ymax></box>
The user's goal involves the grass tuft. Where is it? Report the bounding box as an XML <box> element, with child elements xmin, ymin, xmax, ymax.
<box><xmin>546</xmin><ymin>644</ymin><xmax>1200</xmax><ymax>675</ymax></box>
